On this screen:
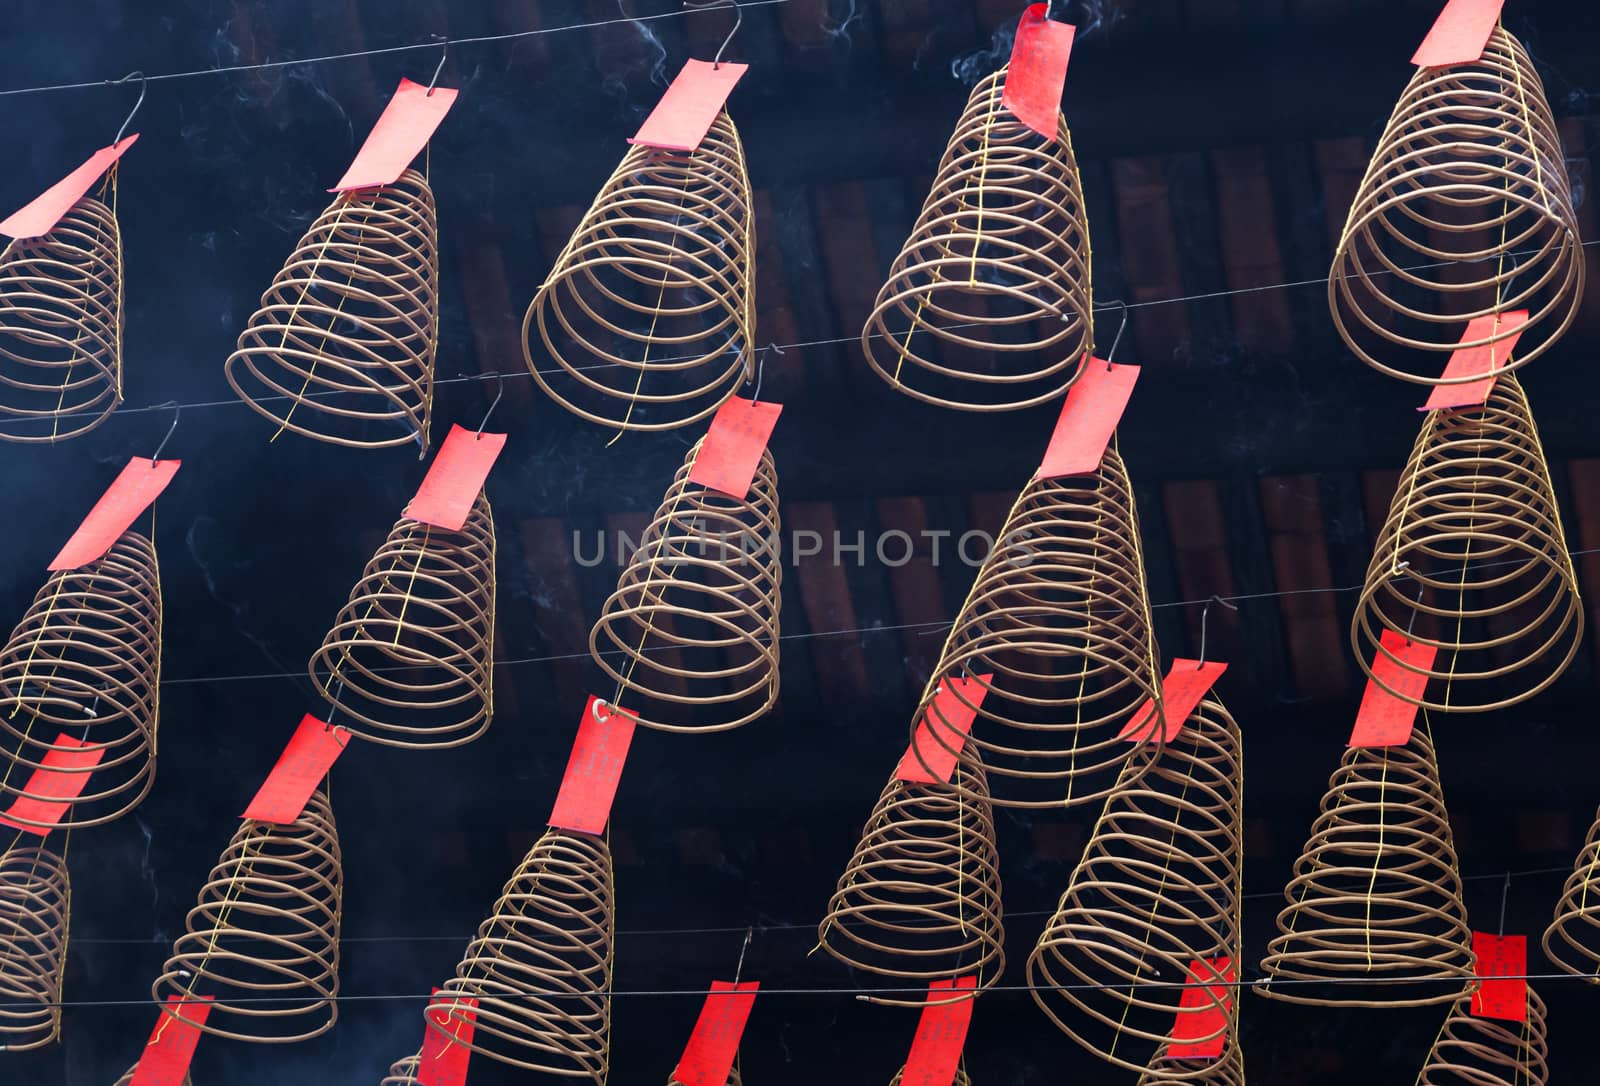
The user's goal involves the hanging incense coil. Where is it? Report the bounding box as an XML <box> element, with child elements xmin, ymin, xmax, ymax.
<box><xmin>0</xmin><ymin>530</ymin><xmax>160</xmax><ymax>830</ymax></box>
<box><xmin>1027</xmin><ymin>696</ymin><xmax>1243</xmax><ymax>1076</ymax></box>
<box><xmin>1138</xmin><ymin>1041</ymin><xmax>1245</xmax><ymax>1086</ymax></box>
<box><xmin>0</xmin><ymin>846</ymin><xmax>69</xmax><ymax>1052</ymax></box>
<box><xmin>226</xmin><ymin>168</ymin><xmax>439</xmax><ymax>452</ymax></box>
<box><xmin>590</xmin><ymin>439</ymin><xmax>780</xmax><ymax>733</ymax></box>
<box><xmin>1352</xmin><ymin>375</ymin><xmax>1581</xmax><ymax>712</ymax></box>
<box><xmin>888</xmin><ymin>1064</ymin><xmax>970</xmax><ymax>1086</ymax></box>
<box><xmin>817</xmin><ymin>750</ymin><xmax>1004</xmax><ymax>1003</ymax></box>
<box><xmin>378</xmin><ymin>1055</ymin><xmax>420</xmax><ymax>1085</ymax></box>
<box><xmin>523</xmin><ymin>111</ymin><xmax>754</xmax><ymax>434</ymax></box>
<box><xmin>309</xmin><ymin>492</ymin><xmax>495</xmax><ymax>749</ymax></box>
<box><xmin>1542</xmin><ymin>801</ymin><xmax>1600</xmax><ymax>979</ymax></box>
<box><xmin>152</xmin><ymin>788</ymin><xmax>342</xmax><ymax>1043</ymax></box>
<box><xmin>1257</xmin><ymin>724</ymin><xmax>1474</xmax><ymax>1008</ymax></box>
<box><xmin>861</xmin><ymin>67</ymin><xmax>1092</xmax><ymax>412</ymax></box>
<box><xmin>116</xmin><ymin>1067</ymin><xmax>193</xmax><ymax>1086</ymax></box>
<box><xmin>1330</xmin><ymin>26</ymin><xmax>1583</xmax><ymax>383</ymax></box>
<box><xmin>429</xmin><ymin>829</ymin><xmax>614</xmax><ymax>1081</ymax></box>
<box><xmin>1415</xmin><ymin>984</ymin><xmax>1548</xmax><ymax>1085</ymax></box>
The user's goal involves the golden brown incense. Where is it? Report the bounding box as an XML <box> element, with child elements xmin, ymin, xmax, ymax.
<box><xmin>1542</xmin><ymin>800</ymin><xmax>1600</xmax><ymax>981</ymax></box>
<box><xmin>0</xmin><ymin>845</ymin><xmax>70</xmax><ymax>1051</ymax></box>
<box><xmin>1415</xmin><ymin>985</ymin><xmax>1548</xmax><ymax>1085</ymax></box>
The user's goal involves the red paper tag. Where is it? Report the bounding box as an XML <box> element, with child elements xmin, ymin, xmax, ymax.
<box><xmin>1168</xmin><ymin>957</ymin><xmax>1235</xmax><ymax>1060</ymax></box>
<box><xmin>1036</xmin><ymin>361</ymin><xmax>1138</xmax><ymax>479</ymax></box>
<box><xmin>629</xmin><ymin>60</ymin><xmax>749</xmax><ymax>152</ymax></box>
<box><xmin>687</xmin><ymin>397</ymin><xmax>782</xmax><ymax>499</ymax></box>
<box><xmin>50</xmin><ymin>457</ymin><xmax>180</xmax><ymax>571</ymax></box>
<box><xmin>1412</xmin><ymin>0</ymin><xmax>1505</xmax><ymax>67</ymax></box>
<box><xmin>1348</xmin><ymin>629</ymin><xmax>1438</xmax><ymax>748</ymax></box>
<box><xmin>903</xmin><ymin>977</ymin><xmax>976</xmax><ymax>1086</ymax></box>
<box><xmin>129</xmin><ymin>995</ymin><xmax>214</xmax><ymax>1086</ymax></box>
<box><xmin>0</xmin><ymin>734</ymin><xmax>105</xmax><ymax>835</ymax></box>
<box><xmin>548</xmin><ymin>696</ymin><xmax>639</xmax><ymax>835</ymax></box>
<box><xmin>1470</xmin><ymin>932</ymin><xmax>1528</xmax><ymax>1022</ymax></box>
<box><xmin>0</xmin><ymin>136</ymin><xmax>139</xmax><ymax>239</ymax></box>
<box><xmin>1118</xmin><ymin>660</ymin><xmax>1227</xmax><ymax>744</ymax></box>
<box><xmin>1002</xmin><ymin>6</ymin><xmax>1076</xmax><ymax>140</ymax></box>
<box><xmin>241</xmin><ymin>715</ymin><xmax>348</xmax><ymax>825</ymax></box>
<box><xmin>897</xmin><ymin>674</ymin><xmax>993</xmax><ymax>784</ymax></box>
<box><xmin>406</xmin><ymin>424</ymin><xmax>507</xmax><ymax>531</ymax></box>
<box><xmin>671</xmin><ymin>981</ymin><xmax>760</xmax><ymax>1086</ymax></box>
<box><xmin>1421</xmin><ymin>310</ymin><xmax>1529</xmax><ymax>411</ymax></box>
<box><xmin>420</xmin><ymin>988</ymin><xmax>478</xmax><ymax>1086</ymax></box>
<box><xmin>332</xmin><ymin>78</ymin><xmax>459</xmax><ymax>192</ymax></box>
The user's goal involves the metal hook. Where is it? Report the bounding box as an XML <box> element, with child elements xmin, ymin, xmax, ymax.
<box><xmin>112</xmin><ymin>71</ymin><xmax>147</xmax><ymax>145</ymax></box>
<box><xmin>325</xmin><ymin>679</ymin><xmax>346</xmax><ymax>730</ymax></box>
<box><xmin>1498</xmin><ymin>870</ymin><xmax>1511</xmax><ymax>936</ymax></box>
<box><xmin>686</xmin><ymin>0</ymin><xmax>744</xmax><ymax>68</ymax></box>
<box><xmin>150</xmin><ymin>401</ymin><xmax>181</xmax><ymax>463</ymax></box>
<box><xmin>1097</xmin><ymin>299</ymin><xmax>1130</xmax><ymax>369</ymax></box>
<box><xmin>1196</xmin><ymin>594</ymin><xmax>1238</xmax><ymax>669</ymax></box>
<box><xmin>1405</xmin><ymin>579</ymin><xmax>1426</xmax><ymax>640</ymax></box>
<box><xmin>749</xmin><ymin>343</ymin><xmax>779</xmax><ymax>405</ymax></box>
<box><xmin>732</xmin><ymin>925</ymin><xmax>754</xmax><ymax>984</ymax></box>
<box><xmin>476</xmin><ymin>372</ymin><xmax>504</xmax><ymax>437</ymax></box>
<box><xmin>427</xmin><ymin>36</ymin><xmax>449</xmax><ymax>95</ymax></box>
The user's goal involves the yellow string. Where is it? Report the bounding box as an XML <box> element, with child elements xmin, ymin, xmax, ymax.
<box><xmin>391</xmin><ymin>526</ymin><xmax>432</xmax><ymax>647</ymax></box>
<box><xmin>270</xmin><ymin>199</ymin><xmax>363</xmax><ymax>441</ymax></box>
<box><xmin>151</xmin><ymin>835</ymin><xmax>263</xmax><ymax>1042</ymax></box>
<box><xmin>1363</xmin><ymin>748</ymin><xmax>1390</xmax><ymax>970</ymax></box>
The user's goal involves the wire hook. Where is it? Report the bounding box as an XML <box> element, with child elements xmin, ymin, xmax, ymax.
<box><xmin>732</xmin><ymin>925</ymin><xmax>754</xmax><ymax>984</ymax></box>
<box><xmin>150</xmin><ymin>400</ymin><xmax>181</xmax><ymax>463</ymax></box>
<box><xmin>112</xmin><ymin>71</ymin><xmax>147</xmax><ymax>145</ymax></box>
<box><xmin>686</xmin><ymin>0</ymin><xmax>744</xmax><ymax>68</ymax></box>
<box><xmin>749</xmin><ymin>343</ymin><xmax>779</xmax><ymax>405</ymax></box>
<box><xmin>1196</xmin><ymin>594</ymin><xmax>1238</xmax><ymax>669</ymax></box>
<box><xmin>1097</xmin><ymin>299</ymin><xmax>1130</xmax><ymax>369</ymax></box>
<box><xmin>427</xmin><ymin>36</ymin><xmax>449</xmax><ymax>95</ymax></box>
<box><xmin>1498</xmin><ymin>869</ymin><xmax>1511</xmax><ymax>936</ymax></box>
<box><xmin>476</xmin><ymin>372</ymin><xmax>504</xmax><ymax>437</ymax></box>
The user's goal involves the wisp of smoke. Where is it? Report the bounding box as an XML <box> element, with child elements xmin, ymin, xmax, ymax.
<box><xmin>822</xmin><ymin>0</ymin><xmax>864</xmax><ymax>48</ymax></box>
<box><xmin>950</xmin><ymin>21</ymin><xmax>1016</xmax><ymax>85</ymax></box>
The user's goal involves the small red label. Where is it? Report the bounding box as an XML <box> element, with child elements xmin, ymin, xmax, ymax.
<box><xmin>1002</xmin><ymin>6</ymin><xmax>1075</xmax><ymax>140</ymax></box>
<box><xmin>332</xmin><ymin>78</ymin><xmax>459</xmax><ymax>192</ymax></box>
<box><xmin>1412</xmin><ymin>0</ymin><xmax>1505</xmax><ymax>67</ymax></box>
<box><xmin>548</xmin><ymin>696</ymin><xmax>639</xmax><ymax>835</ymax></box>
<box><xmin>1168</xmin><ymin>956</ymin><xmax>1235</xmax><ymax>1060</ymax></box>
<box><xmin>1118</xmin><ymin>660</ymin><xmax>1227</xmax><ymax>743</ymax></box>
<box><xmin>50</xmin><ymin>457</ymin><xmax>180</xmax><ymax>571</ymax></box>
<box><xmin>687</xmin><ymin>397</ymin><xmax>782</xmax><ymax>499</ymax></box>
<box><xmin>1421</xmin><ymin>310</ymin><xmax>1529</xmax><ymax>411</ymax></box>
<box><xmin>407</xmin><ymin>423</ymin><xmax>507</xmax><ymax>531</ymax></box>
<box><xmin>0</xmin><ymin>136</ymin><xmax>139</xmax><ymax>239</ymax></box>
<box><xmin>671</xmin><ymin>980</ymin><xmax>760</xmax><ymax>1086</ymax></box>
<box><xmin>902</xmin><ymin>977</ymin><xmax>976</xmax><ymax>1086</ymax></box>
<box><xmin>1036</xmin><ymin>360</ymin><xmax>1138</xmax><ymax>480</ymax></box>
<box><xmin>0</xmin><ymin>734</ymin><xmax>105</xmax><ymax>834</ymax></box>
<box><xmin>129</xmin><ymin>995</ymin><xmax>214</xmax><ymax>1086</ymax></box>
<box><xmin>897</xmin><ymin>674</ymin><xmax>993</xmax><ymax>784</ymax></box>
<box><xmin>1470</xmin><ymin>932</ymin><xmax>1528</xmax><ymax>1022</ymax></box>
<box><xmin>420</xmin><ymin>988</ymin><xmax>478</xmax><ymax>1086</ymax></box>
<box><xmin>1348</xmin><ymin>629</ymin><xmax>1438</xmax><ymax>748</ymax></box>
<box><xmin>629</xmin><ymin>60</ymin><xmax>750</xmax><ymax>152</ymax></box>
<box><xmin>241</xmin><ymin>715</ymin><xmax>349</xmax><ymax>825</ymax></box>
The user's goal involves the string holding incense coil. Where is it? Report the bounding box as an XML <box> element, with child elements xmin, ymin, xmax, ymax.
<box><xmin>309</xmin><ymin>492</ymin><xmax>495</xmax><ymax>749</ymax></box>
<box><xmin>0</xmin><ymin>846</ymin><xmax>70</xmax><ymax>1052</ymax></box>
<box><xmin>1352</xmin><ymin>375</ymin><xmax>1581</xmax><ymax>713</ymax></box>
<box><xmin>590</xmin><ymin>439</ymin><xmax>780</xmax><ymax>733</ymax></box>
<box><xmin>429</xmin><ymin>829</ymin><xmax>614</xmax><ymax>1082</ymax></box>
<box><xmin>152</xmin><ymin>788</ymin><xmax>342</xmax><ymax>1044</ymax></box>
<box><xmin>817</xmin><ymin>750</ymin><xmax>1004</xmax><ymax>1004</ymax></box>
<box><xmin>1138</xmin><ymin>1041</ymin><xmax>1245</xmax><ymax>1086</ymax></box>
<box><xmin>523</xmin><ymin>111</ymin><xmax>754</xmax><ymax>434</ymax></box>
<box><xmin>1542</xmin><ymin>801</ymin><xmax>1600</xmax><ymax>979</ymax></box>
<box><xmin>378</xmin><ymin>1055</ymin><xmax>420</xmax><ymax>1085</ymax></box>
<box><xmin>1330</xmin><ymin>26</ymin><xmax>1583</xmax><ymax>384</ymax></box>
<box><xmin>0</xmin><ymin>195</ymin><xmax>122</xmax><ymax>443</ymax></box>
<box><xmin>226</xmin><ymin>168</ymin><xmax>439</xmax><ymax>452</ymax></box>
<box><xmin>0</xmin><ymin>530</ymin><xmax>160</xmax><ymax>830</ymax></box>
<box><xmin>861</xmin><ymin>67</ymin><xmax>1093</xmax><ymax>412</ymax></box>
<box><xmin>1415</xmin><ymin>984</ymin><xmax>1548</xmax><ymax>1085</ymax></box>
<box><xmin>1257</xmin><ymin>724</ymin><xmax>1475</xmax><ymax>1008</ymax></box>
<box><xmin>1027</xmin><ymin>696</ymin><xmax>1243</xmax><ymax>1076</ymax></box>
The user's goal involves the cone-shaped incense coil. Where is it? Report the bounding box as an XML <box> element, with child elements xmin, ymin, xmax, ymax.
<box><xmin>1414</xmin><ymin>984</ymin><xmax>1548</xmax><ymax>1085</ymax></box>
<box><xmin>0</xmin><ymin>846</ymin><xmax>69</xmax><ymax>1051</ymax></box>
<box><xmin>310</xmin><ymin>492</ymin><xmax>495</xmax><ymax>749</ymax></box>
<box><xmin>861</xmin><ymin>67</ymin><xmax>1092</xmax><ymax>412</ymax></box>
<box><xmin>1137</xmin><ymin>1041</ymin><xmax>1245</xmax><ymax>1086</ymax></box>
<box><xmin>524</xmin><ymin>112</ymin><xmax>754</xmax><ymax>434</ymax></box>
<box><xmin>1353</xmin><ymin>375</ymin><xmax>1581</xmax><ymax>712</ymax></box>
<box><xmin>818</xmin><ymin>750</ymin><xmax>1004</xmax><ymax>1003</ymax></box>
<box><xmin>590</xmin><ymin>439</ymin><xmax>780</xmax><ymax>732</ymax></box>
<box><xmin>153</xmin><ymin>788</ymin><xmax>342</xmax><ymax>1043</ymax></box>
<box><xmin>1330</xmin><ymin>27</ymin><xmax>1583</xmax><ymax>383</ymax></box>
<box><xmin>0</xmin><ymin>195</ymin><xmax>122</xmax><ymax>443</ymax></box>
<box><xmin>430</xmin><ymin>829</ymin><xmax>614</xmax><ymax>1081</ymax></box>
<box><xmin>1542</xmin><ymin>801</ymin><xmax>1600</xmax><ymax>979</ymax></box>
<box><xmin>0</xmin><ymin>530</ymin><xmax>160</xmax><ymax>829</ymax></box>
<box><xmin>378</xmin><ymin>1055</ymin><xmax>420</xmax><ymax>1085</ymax></box>
<box><xmin>116</xmin><ymin>1067</ymin><xmax>193</xmax><ymax>1086</ymax></box>
<box><xmin>1257</xmin><ymin>724</ymin><xmax>1474</xmax><ymax>1007</ymax></box>
<box><xmin>888</xmin><ymin>1065</ymin><xmax>971</xmax><ymax>1086</ymax></box>
<box><xmin>226</xmin><ymin>168</ymin><xmax>439</xmax><ymax>452</ymax></box>
<box><xmin>1027</xmin><ymin>697</ymin><xmax>1243</xmax><ymax>1076</ymax></box>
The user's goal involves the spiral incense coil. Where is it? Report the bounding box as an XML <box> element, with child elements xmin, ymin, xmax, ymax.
<box><xmin>861</xmin><ymin>67</ymin><xmax>1092</xmax><ymax>412</ymax></box>
<box><xmin>226</xmin><ymin>168</ymin><xmax>439</xmax><ymax>452</ymax></box>
<box><xmin>590</xmin><ymin>439</ymin><xmax>780</xmax><ymax>733</ymax></box>
<box><xmin>430</xmin><ymin>829</ymin><xmax>614</xmax><ymax>1081</ymax></box>
<box><xmin>116</xmin><ymin>1067</ymin><xmax>193</xmax><ymax>1086</ymax></box>
<box><xmin>378</xmin><ymin>1055</ymin><xmax>420</xmax><ymax>1085</ymax></box>
<box><xmin>817</xmin><ymin>750</ymin><xmax>1004</xmax><ymax>1004</ymax></box>
<box><xmin>1542</xmin><ymin>801</ymin><xmax>1600</xmax><ymax>979</ymax></box>
<box><xmin>1415</xmin><ymin>985</ymin><xmax>1548</xmax><ymax>1085</ymax></box>
<box><xmin>0</xmin><ymin>846</ymin><xmax>69</xmax><ymax>1052</ymax></box>
<box><xmin>888</xmin><ymin>1064</ymin><xmax>971</xmax><ymax>1086</ymax></box>
<box><xmin>523</xmin><ymin>111</ymin><xmax>754</xmax><ymax>434</ymax></box>
<box><xmin>1027</xmin><ymin>697</ymin><xmax>1243</xmax><ymax>1076</ymax></box>
<box><xmin>152</xmin><ymin>788</ymin><xmax>342</xmax><ymax>1043</ymax></box>
<box><xmin>1330</xmin><ymin>27</ymin><xmax>1583</xmax><ymax>384</ymax></box>
<box><xmin>1138</xmin><ymin>1041</ymin><xmax>1245</xmax><ymax>1086</ymax></box>
<box><xmin>1257</xmin><ymin>724</ymin><xmax>1474</xmax><ymax>1008</ymax></box>
<box><xmin>309</xmin><ymin>492</ymin><xmax>495</xmax><ymax>749</ymax></box>
<box><xmin>0</xmin><ymin>530</ymin><xmax>160</xmax><ymax>830</ymax></box>
<box><xmin>1352</xmin><ymin>375</ymin><xmax>1581</xmax><ymax>712</ymax></box>
<box><xmin>0</xmin><ymin>195</ymin><xmax>122</xmax><ymax>443</ymax></box>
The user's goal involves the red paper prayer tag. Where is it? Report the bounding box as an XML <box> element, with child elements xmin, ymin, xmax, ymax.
<box><xmin>0</xmin><ymin>136</ymin><xmax>139</xmax><ymax>240</ymax></box>
<box><xmin>1036</xmin><ymin>361</ymin><xmax>1139</xmax><ymax>480</ymax></box>
<box><xmin>671</xmin><ymin>981</ymin><xmax>760</xmax><ymax>1086</ymax></box>
<box><xmin>1421</xmin><ymin>310</ymin><xmax>1529</xmax><ymax>411</ymax></box>
<box><xmin>1470</xmin><ymin>932</ymin><xmax>1528</xmax><ymax>1022</ymax></box>
<box><xmin>241</xmin><ymin>715</ymin><xmax>349</xmax><ymax>825</ymax></box>
<box><xmin>332</xmin><ymin>78</ymin><xmax>460</xmax><ymax>192</ymax></box>
<box><xmin>1168</xmin><ymin>957</ymin><xmax>1235</xmax><ymax>1060</ymax></box>
<box><xmin>1002</xmin><ymin>5</ymin><xmax>1076</xmax><ymax>140</ymax></box>
<box><xmin>1348</xmin><ymin>629</ymin><xmax>1438</xmax><ymax>748</ymax></box>
<box><xmin>1118</xmin><ymin>660</ymin><xmax>1228</xmax><ymax>744</ymax></box>
<box><xmin>50</xmin><ymin>457</ymin><xmax>180</xmax><ymax>571</ymax></box>
<box><xmin>548</xmin><ymin>696</ymin><xmax>639</xmax><ymax>835</ymax></box>
<box><xmin>897</xmin><ymin>674</ymin><xmax>993</xmax><ymax>784</ymax></box>
<box><xmin>0</xmin><ymin>733</ymin><xmax>104</xmax><ymax>835</ymax></box>
<box><xmin>128</xmin><ymin>995</ymin><xmax>213</xmax><ymax>1086</ymax></box>
<box><xmin>1412</xmin><ymin>0</ymin><xmax>1505</xmax><ymax>68</ymax></box>
<box><xmin>420</xmin><ymin>988</ymin><xmax>479</xmax><ymax>1086</ymax></box>
<box><xmin>629</xmin><ymin>60</ymin><xmax>749</xmax><ymax>152</ymax></box>
<box><xmin>902</xmin><ymin>977</ymin><xmax>977</xmax><ymax>1086</ymax></box>
<box><xmin>407</xmin><ymin>423</ymin><xmax>507</xmax><ymax>531</ymax></box>
<box><xmin>687</xmin><ymin>397</ymin><xmax>783</xmax><ymax>499</ymax></box>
